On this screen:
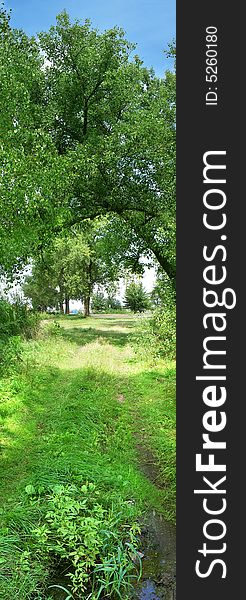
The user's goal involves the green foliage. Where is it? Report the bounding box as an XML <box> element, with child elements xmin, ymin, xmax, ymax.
<box><xmin>106</xmin><ymin>299</ymin><xmax>122</xmax><ymax>311</ymax></box>
<box><xmin>149</xmin><ymin>307</ymin><xmax>176</xmax><ymax>359</ymax></box>
<box><xmin>135</xmin><ymin>271</ymin><xmax>176</xmax><ymax>360</ymax></box>
<box><xmin>151</xmin><ymin>271</ymin><xmax>176</xmax><ymax>308</ymax></box>
<box><xmin>23</xmin><ymin>267</ymin><xmax>60</xmax><ymax>312</ymax></box>
<box><xmin>91</xmin><ymin>292</ymin><xmax>107</xmax><ymax>312</ymax></box>
<box><xmin>124</xmin><ymin>282</ymin><xmax>150</xmax><ymax>313</ymax></box>
<box><xmin>0</xmin><ymin>297</ymin><xmax>40</xmax><ymax>371</ymax></box>
<box><xmin>40</xmin><ymin>320</ymin><xmax>63</xmax><ymax>338</ymax></box>
<box><xmin>22</xmin><ymin>221</ymin><xmax>124</xmax><ymax>315</ymax></box>
<box><xmin>0</xmin><ymin>315</ymin><xmax>175</xmax><ymax>598</ymax></box>
<box><xmin>0</xmin><ymin>297</ymin><xmax>39</xmax><ymax>337</ymax></box>
<box><xmin>1</xmin><ymin>6</ymin><xmax>176</xmax><ymax>286</ymax></box>
<box><xmin>31</xmin><ymin>482</ymin><xmax>140</xmax><ymax>598</ymax></box>
<box><xmin>91</xmin><ymin>292</ymin><xmax>122</xmax><ymax>313</ymax></box>
<box><xmin>135</xmin><ymin>307</ymin><xmax>176</xmax><ymax>360</ymax></box>
<box><xmin>0</xmin><ymin>6</ymin><xmax>60</xmax><ymax>274</ymax></box>
<box><xmin>0</xmin><ymin>334</ymin><xmax>23</xmax><ymax>373</ymax></box>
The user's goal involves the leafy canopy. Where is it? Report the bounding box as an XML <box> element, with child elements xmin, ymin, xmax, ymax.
<box><xmin>1</xmin><ymin>7</ymin><xmax>176</xmax><ymax>286</ymax></box>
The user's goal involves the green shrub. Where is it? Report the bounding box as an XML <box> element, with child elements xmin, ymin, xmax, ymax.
<box><xmin>135</xmin><ymin>306</ymin><xmax>176</xmax><ymax>360</ymax></box>
<box><xmin>29</xmin><ymin>482</ymin><xmax>141</xmax><ymax>598</ymax></box>
<box><xmin>40</xmin><ymin>320</ymin><xmax>62</xmax><ymax>338</ymax></box>
<box><xmin>146</xmin><ymin>271</ymin><xmax>176</xmax><ymax>359</ymax></box>
<box><xmin>150</xmin><ymin>306</ymin><xmax>176</xmax><ymax>358</ymax></box>
<box><xmin>0</xmin><ymin>298</ymin><xmax>40</xmax><ymax>371</ymax></box>
<box><xmin>0</xmin><ymin>298</ymin><xmax>40</xmax><ymax>339</ymax></box>
<box><xmin>0</xmin><ymin>335</ymin><xmax>23</xmax><ymax>373</ymax></box>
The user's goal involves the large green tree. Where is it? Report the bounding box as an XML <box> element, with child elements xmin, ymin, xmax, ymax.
<box><xmin>39</xmin><ymin>12</ymin><xmax>176</xmax><ymax>283</ymax></box>
<box><xmin>1</xmin><ymin>8</ymin><xmax>175</xmax><ymax>286</ymax></box>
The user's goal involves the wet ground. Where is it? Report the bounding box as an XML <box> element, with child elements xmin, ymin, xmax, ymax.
<box><xmin>47</xmin><ymin>433</ymin><xmax>176</xmax><ymax>599</ymax></box>
<box><xmin>132</xmin><ymin>511</ymin><xmax>176</xmax><ymax>600</ymax></box>
<box><xmin>48</xmin><ymin>429</ymin><xmax>176</xmax><ymax>599</ymax></box>
<box><xmin>131</xmin><ymin>427</ymin><xmax>176</xmax><ymax>599</ymax></box>
<box><xmin>48</xmin><ymin>509</ymin><xmax>176</xmax><ymax>600</ymax></box>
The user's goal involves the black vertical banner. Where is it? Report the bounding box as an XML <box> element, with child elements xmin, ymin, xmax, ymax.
<box><xmin>177</xmin><ymin>1</ymin><xmax>244</xmax><ymax>599</ymax></box>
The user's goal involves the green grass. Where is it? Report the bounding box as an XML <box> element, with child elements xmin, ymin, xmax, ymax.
<box><xmin>0</xmin><ymin>314</ymin><xmax>176</xmax><ymax>599</ymax></box>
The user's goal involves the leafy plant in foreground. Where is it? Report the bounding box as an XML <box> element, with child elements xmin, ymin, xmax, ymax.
<box><xmin>30</xmin><ymin>482</ymin><xmax>141</xmax><ymax>598</ymax></box>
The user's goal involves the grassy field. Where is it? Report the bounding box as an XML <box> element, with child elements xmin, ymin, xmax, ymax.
<box><xmin>0</xmin><ymin>314</ymin><xmax>176</xmax><ymax>599</ymax></box>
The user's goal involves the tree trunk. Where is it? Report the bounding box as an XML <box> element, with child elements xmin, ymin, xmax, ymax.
<box><xmin>65</xmin><ymin>296</ymin><xmax>70</xmax><ymax>315</ymax></box>
<box><xmin>58</xmin><ymin>279</ymin><xmax>65</xmax><ymax>313</ymax></box>
<box><xmin>84</xmin><ymin>296</ymin><xmax>90</xmax><ymax>317</ymax></box>
<box><xmin>83</xmin><ymin>258</ymin><xmax>93</xmax><ymax>317</ymax></box>
<box><xmin>123</xmin><ymin>216</ymin><xmax>176</xmax><ymax>290</ymax></box>
<box><xmin>149</xmin><ymin>246</ymin><xmax>176</xmax><ymax>289</ymax></box>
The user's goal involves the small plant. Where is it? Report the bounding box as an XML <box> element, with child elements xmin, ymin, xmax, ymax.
<box><xmin>31</xmin><ymin>482</ymin><xmax>141</xmax><ymax>598</ymax></box>
<box><xmin>41</xmin><ymin>320</ymin><xmax>62</xmax><ymax>338</ymax></box>
<box><xmin>92</xmin><ymin>542</ymin><xmax>142</xmax><ymax>599</ymax></box>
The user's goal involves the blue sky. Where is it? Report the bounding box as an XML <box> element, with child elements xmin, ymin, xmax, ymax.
<box><xmin>5</xmin><ymin>0</ymin><xmax>175</xmax><ymax>76</ymax></box>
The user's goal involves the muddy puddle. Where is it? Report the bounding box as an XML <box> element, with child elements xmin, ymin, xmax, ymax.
<box><xmin>47</xmin><ymin>511</ymin><xmax>176</xmax><ymax>600</ymax></box>
<box><xmin>132</xmin><ymin>511</ymin><xmax>176</xmax><ymax>600</ymax></box>
<box><xmin>132</xmin><ymin>434</ymin><xmax>176</xmax><ymax>599</ymax></box>
<box><xmin>48</xmin><ymin>496</ymin><xmax>175</xmax><ymax>596</ymax></box>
